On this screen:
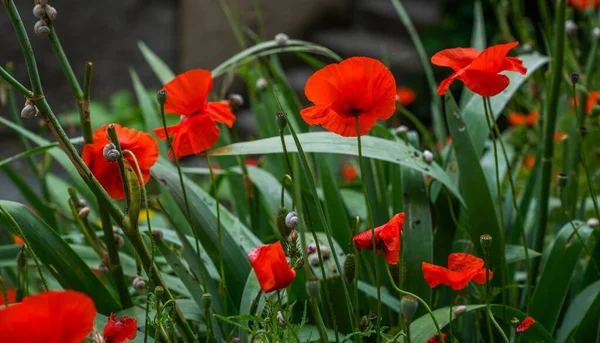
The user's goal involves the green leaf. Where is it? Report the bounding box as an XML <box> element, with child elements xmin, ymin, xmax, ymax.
<box><xmin>410</xmin><ymin>305</ymin><xmax>486</xmax><ymax>342</ymax></box>
<box><xmin>0</xmin><ymin>143</ymin><xmax>58</xmax><ymax>168</ymax></box>
<box><xmin>531</xmin><ymin>221</ymin><xmax>595</xmax><ymax>333</ymax></box>
<box><xmin>137</xmin><ymin>41</ymin><xmax>175</xmax><ymax>84</ymax></box>
<box><xmin>123</xmin><ymin>162</ymin><xmax>141</xmax><ymax>231</ymax></box>
<box><xmin>209</xmin><ymin>132</ymin><xmax>464</xmax><ymax>204</ymax></box>
<box><xmin>444</xmin><ymin>93</ymin><xmax>505</xmax><ymax>285</ymax></box>
<box><xmin>558</xmin><ymin>280</ymin><xmax>600</xmax><ymax>342</ymax></box>
<box><xmin>357</xmin><ymin>280</ymin><xmax>401</xmax><ymax>311</ymax></box>
<box><xmin>504</xmin><ymin>244</ymin><xmax>541</xmax><ymax>264</ymax></box>
<box><xmin>0</xmin><ymin>201</ymin><xmax>120</xmax><ymax>314</ymax></box>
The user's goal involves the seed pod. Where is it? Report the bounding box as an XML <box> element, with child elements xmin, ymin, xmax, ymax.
<box><xmin>45</xmin><ymin>5</ymin><xmax>57</xmax><ymax>21</ymax></box>
<box><xmin>275</xmin><ymin>33</ymin><xmax>289</xmax><ymax>45</ymax></box>
<box><xmin>276</xmin><ymin>207</ymin><xmax>292</xmax><ymax>238</ymax></box>
<box><xmin>557</xmin><ymin>173</ymin><xmax>568</xmax><ymax>188</ymax></box>
<box><xmin>21</xmin><ymin>104</ymin><xmax>38</xmax><ymax>119</ymax></box>
<box><xmin>400</xmin><ymin>295</ymin><xmax>419</xmax><ymax>321</ymax></box>
<box><xmin>285</xmin><ymin>211</ymin><xmax>298</xmax><ymax>229</ymax></box>
<box><xmin>343</xmin><ymin>253</ymin><xmax>356</xmax><ymax>284</ymax></box>
<box><xmin>154</xmin><ymin>286</ymin><xmax>164</xmax><ymax>301</ymax></box>
<box><xmin>78</xmin><ymin>207</ymin><xmax>91</xmax><ymax>219</ymax></box>
<box><xmin>423</xmin><ymin>150</ymin><xmax>434</xmax><ymax>164</ymax></box>
<box><xmin>277</xmin><ymin>311</ymin><xmax>285</xmax><ymax>327</ymax></box>
<box><xmin>276</xmin><ymin>112</ymin><xmax>287</xmax><ymax>130</ymax></box>
<box><xmin>480</xmin><ymin>234</ymin><xmax>492</xmax><ymax>254</ymax></box>
<box><xmin>202</xmin><ymin>292</ymin><xmax>212</xmax><ymax>309</ymax></box>
<box><xmin>34</xmin><ymin>20</ymin><xmax>50</xmax><ymax>37</ymax></box>
<box><xmin>33</xmin><ymin>4</ymin><xmax>46</xmax><ymax>19</ymax></box>
<box><xmin>306</xmin><ymin>277</ymin><xmax>320</xmax><ymax>300</ymax></box>
<box><xmin>570</xmin><ymin>72</ymin><xmax>580</xmax><ymax>84</ymax></box>
<box><xmin>256</xmin><ymin>78</ymin><xmax>268</xmax><ymax>90</ymax></box>
<box><xmin>132</xmin><ymin>276</ymin><xmax>146</xmax><ymax>291</ymax></box>
<box><xmin>17</xmin><ymin>247</ymin><xmax>27</xmax><ymax>268</ymax></box>
<box><xmin>114</xmin><ymin>234</ymin><xmax>125</xmax><ymax>249</ymax></box>
<box><xmin>157</xmin><ymin>90</ymin><xmax>167</xmax><ymax>105</ymax></box>
<box><xmin>103</xmin><ymin>143</ymin><xmax>120</xmax><ymax>162</ymax></box>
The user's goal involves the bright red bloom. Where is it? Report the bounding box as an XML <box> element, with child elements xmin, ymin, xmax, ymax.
<box><xmin>428</xmin><ymin>332</ymin><xmax>449</xmax><ymax>343</ymax></box>
<box><xmin>13</xmin><ymin>235</ymin><xmax>24</xmax><ymax>245</ymax></box>
<box><xmin>341</xmin><ymin>163</ymin><xmax>357</xmax><ymax>183</ymax></box>
<box><xmin>83</xmin><ymin>124</ymin><xmax>158</xmax><ymax>200</ymax></box>
<box><xmin>353</xmin><ymin>213</ymin><xmax>405</xmax><ymax>264</ymax></box>
<box><xmin>569</xmin><ymin>0</ymin><xmax>600</xmax><ymax>10</ymax></box>
<box><xmin>153</xmin><ymin>69</ymin><xmax>235</xmax><ymax>160</ymax></box>
<box><xmin>0</xmin><ymin>290</ymin><xmax>96</xmax><ymax>343</ymax></box>
<box><xmin>517</xmin><ymin>316</ymin><xmax>535</xmax><ymax>333</ymax></box>
<box><xmin>0</xmin><ymin>288</ymin><xmax>16</xmax><ymax>306</ymax></box>
<box><xmin>300</xmin><ymin>57</ymin><xmax>397</xmax><ymax>137</ymax></box>
<box><xmin>396</xmin><ymin>86</ymin><xmax>416</xmax><ymax>106</ymax></box>
<box><xmin>103</xmin><ymin>313</ymin><xmax>138</xmax><ymax>343</ymax></box>
<box><xmin>572</xmin><ymin>91</ymin><xmax>600</xmax><ymax>114</ymax></box>
<box><xmin>432</xmin><ymin>42</ymin><xmax>527</xmax><ymax>97</ymax></box>
<box><xmin>508</xmin><ymin>111</ymin><xmax>538</xmax><ymax>127</ymax></box>
<box><xmin>524</xmin><ymin>155</ymin><xmax>535</xmax><ymax>169</ymax></box>
<box><xmin>249</xmin><ymin>241</ymin><xmax>296</xmax><ymax>293</ymax></box>
<box><xmin>422</xmin><ymin>253</ymin><xmax>492</xmax><ymax>290</ymax></box>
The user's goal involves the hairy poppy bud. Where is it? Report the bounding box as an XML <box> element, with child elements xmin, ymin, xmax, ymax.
<box><xmin>114</xmin><ymin>234</ymin><xmax>124</xmax><ymax>249</ymax></box>
<box><xmin>389</xmin><ymin>263</ymin><xmax>401</xmax><ymax>283</ymax></box>
<box><xmin>78</xmin><ymin>207</ymin><xmax>90</xmax><ymax>219</ymax></box>
<box><xmin>285</xmin><ymin>211</ymin><xmax>298</xmax><ymax>229</ymax></box>
<box><xmin>154</xmin><ymin>286</ymin><xmax>164</xmax><ymax>301</ymax></box>
<box><xmin>228</xmin><ymin>93</ymin><xmax>244</xmax><ymax>110</ymax></box>
<box><xmin>453</xmin><ymin>305</ymin><xmax>467</xmax><ymax>317</ymax></box>
<box><xmin>557</xmin><ymin>173</ymin><xmax>568</xmax><ymax>188</ymax></box>
<box><xmin>275</xmin><ymin>33</ymin><xmax>289</xmax><ymax>45</ymax></box>
<box><xmin>202</xmin><ymin>292</ymin><xmax>212</xmax><ymax>309</ymax></box>
<box><xmin>34</xmin><ymin>20</ymin><xmax>50</xmax><ymax>37</ymax></box>
<box><xmin>510</xmin><ymin>317</ymin><xmax>520</xmax><ymax>328</ymax></box>
<box><xmin>480</xmin><ymin>234</ymin><xmax>492</xmax><ymax>255</ymax></box>
<box><xmin>423</xmin><ymin>150</ymin><xmax>434</xmax><ymax>164</ymax></box>
<box><xmin>256</xmin><ymin>78</ymin><xmax>268</xmax><ymax>90</ymax></box>
<box><xmin>17</xmin><ymin>247</ymin><xmax>27</xmax><ymax>268</ymax></box>
<box><xmin>132</xmin><ymin>276</ymin><xmax>146</xmax><ymax>291</ymax></box>
<box><xmin>276</xmin><ymin>207</ymin><xmax>292</xmax><ymax>238</ymax></box>
<box><xmin>360</xmin><ymin>315</ymin><xmax>369</xmax><ymax>331</ymax></box>
<box><xmin>400</xmin><ymin>295</ymin><xmax>419</xmax><ymax>322</ymax></box>
<box><xmin>306</xmin><ymin>277</ymin><xmax>320</xmax><ymax>300</ymax></box>
<box><xmin>151</xmin><ymin>229</ymin><xmax>164</xmax><ymax>240</ymax></box>
<box><xmin>103</xmin><ymin>143</ymin><xmax>120</xmax><ymax>162</ymax></box>
<box><xmin>289</xmin><ymin>230</ymin><xmax>298</xmax><ymax>245</ymax></box>
<box><xmin>594</xmin><ymin>27</ymin><xmax>600</xmax><ymax>40</ymax></box>
<box><xmin>587</xmin><ymin>218</ymin><xmax>599</xmax><ymax>228</ymax></box>
<box><xmin>343</xmin><ymin>253</ymin><xmax>356</xmax><ymax>284</ymax></box>
<box><xmin>276</xmin><ymin>112</ymin><xmax>287</xmax><ymax>130</ymax></box>
<box><xmin>591</xmin><ymin>105</ymin><xmax>600</xmax><ymax>117</ymax></box>
<box><xmin>570</xmin><ymin>73</ymin><xmax>579</xmax><ymax>84</ymax></box>
<box><xmin>277</xmin><ymin>311</ymin><xmax>285</xmax><ymax>327</ymax></box>
<box><xmin>33</xmin><ymin>4</ymin><xmax>46</xmax><ymax>19</ymax></box>
<box><xmin>45</xmin><ymin>5</ymin><xmax>57</xmax><ymax>21</ymax></box>
<box><xmin>21</xmin><ymin>104</ymin><xmax>38</xmax><ymax>119</ymax></box>
<box><xmin>157</xmin><ymin>90</ymin><xmax>167</xmax><ymax>105</ymax></box>
<box><xmin>565</xmin><ymin>20</ymin><xmax>578</xmax><ymax>35</ymax></box>
<box><xmin>98</xmin><ymin>263</ymin><xmax>110</xmax><ymax>274</ymax></box>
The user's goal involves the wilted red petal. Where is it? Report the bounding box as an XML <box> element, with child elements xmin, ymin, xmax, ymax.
<box><xmin>517</xmin><ymin>316</ymin><xmax>535</xmax><ymax>333</ymax></box>
<box><xmin>353</xmin><ymin>213</ymin><xmax>404</xmax><ymax>264</ymax></box>
<box><xmin>163</xmin><ymin>69</ymin><xmax>213</xmax><ymax>116</ymax></box>
<box><xmin>249</xmin><ymin>241</ymin><xmax>296</xmax><ymax>293</ymax></box>
<box><xmin>0</xmin><ymin>290</ymin><xmax>96</xmax><ymax>343</ymax></box>
<box><xmin>103</xmin><ymin>313</ymin><xmax>138</xmax><ymax>343</ymax></box>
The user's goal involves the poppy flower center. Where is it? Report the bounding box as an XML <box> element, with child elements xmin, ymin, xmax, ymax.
<box><xmin>451</xmin><ymin>266</ymin><xmax>464</xmax><ymax>272</ymax></box>
<box><xmin>348</xmin><ymin>108</ymin><xmax>362</xmax><ymax>116</ymax></box>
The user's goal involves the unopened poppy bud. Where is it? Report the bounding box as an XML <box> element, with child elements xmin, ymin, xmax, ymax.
<box><xmin>453</xmin><ymin>305</ymin><xmax>467</xmax><ymax>317</ymax></box>
<box><xmin>396</xmin><ymin>125</ymin><xmax>409</xmax><ymax>135</ymax></box>
<box><xmin>285</xmin><ymin>211</ymin><xmax>298</xmax><ymax>229</ymax></box>
<box><xmin>154</xmin><ymin>286</ymin><xmax>164</xmax><ymax>301</ymax></box>
<box><xmin>557</xmin><ymin>173</ymin><xmax>568</xmax><ymax>188</ymax></box>
<box><xmin>343</xmin><ymin>253</ymin><xmax>356</xmax><ymax>284</ymax></box>
<box><xmin>389</xmin><ymin>263</ymin><xmax>401</xmax><ymax>283</ymax></box>
<box><xmin>592</xmin><ymin>105</ymin><xmax>600</xmax><ymax>117</ymax></box>
<box><xmin>277</xmin><ymin>311</ymin><xmax>285</xmax><ymax>326</ymax></box>
<box><xmin>276</xmin><ymin>112</ymin><xmax>287</xmax><ymax>130</ymax></box>
<box><xmin>306</xmin><ymin>277</ymin><xmax>320</xmax><ymax>300</ymax></box>
<box><xmin>423</xmin><ymin>150</ymin><xmax>434</xmax><ymax>164</ymax></box>
<box><xmin>275</xmin><ymin>33</ymin><xmax>289</xmax><ymax>45</ymax></box>
<box><xmin>594</xmin><ymin>27</ymin><xmax>600</xmax><ymax>39</ymax></box>
<box><xmin>16</xmin><ymin>248</ymin><xmax>27</xmax><ymax>268</ymax></box>
<box><xmin>78</xmin><ymin>206</ymin><xmax>90</xmax><ymax>219</ymax></box>
<box><xmin>98</xmin><ymin>263</ymin><xmax>110</xmax><ymax>274</ymax></box>
<box><xmin>400</xmin><ymin>295</ymin><xmax>419</xmax><ymax>322</ymax></box>
<box><xmin>570</xmin><ymin>73</ymin><xmax>580</xmax><ymax>84</ymax></box>
<box><xmin>565</xmin><ymin>20</ymin><xmax>578</xmax><ymax>35</ymax></box>
<box><xmin>45</xmin><ymin>5</ymin><xmax>57</xmax><ymax>21</ymax></box>
<box><xmin>132</xmin><ymin>276</ymin><xmax>146</xmax><ymax>291</ymax></box>
<box><xmin>202</xmin><ymin>292</ymin><xmax>212</xmax><ymax>309</ymax></box>
<box><xmin>294</xmin><ymin>257</ymin><xmax>304</xmax><ymax>270</ymax></box>
<box><xmin>33</xmin><ymin>4</ymin><xmax>46</xmax><ymax>18</ymax></box>
<box><xmin>276</xmin><ymin>207</ymin><xmax>292</xmax><ymax>238</ymax></box>
<box><xmin>256</xmin><ymin>78</ymin><xmax>268</xmax><ymax>90</ymax></box>
<box><xmin>34</xmin><ymin>20</ymin><xmax>50</xmax><ymax>37</ymax></box>
<box><xmin>510</xmin><ymin>317</ymin><xmax>520</xmax><ymax>328</ymax></box>
<box><xmin>114</xmin><ymin>234</ymin><xmax>124</xmax><ymax>249</ymax></box>
<box><xmin>587</xmin><ymin>217</ymin><xmax>599</xmax><ymax>228</ymax></box>
<box><xmin>480</xmin><ymin>234</ymin><xmax>492</xmax><ymax>254</ymax></box>
<box><xmin>157</xmin><ymin>90</ymin><xmax>167</xmax><ymax>105</ymax></box>
<box><xmin>21</xmin><ymin>104</ymin><xmax>37</xmax><ymax>119</ymax></box>
<box><xmin>228</xmin><ymin>93</ymin><xmax>244</xmax><ymax>110</ymax></box>
<box><xmin>151</xmin><ymin>229</ymin><xmax>164</xmax><ymax>240</ymax></box>
<box><xmin>360</xmin><ymin>315</ymin><xmax>369</xmax><ymax>330</ymax></box>
<box><xmin>103</xmin><ymin>143</ymin><xmax>120</xmax><ymax>162</ymax></box>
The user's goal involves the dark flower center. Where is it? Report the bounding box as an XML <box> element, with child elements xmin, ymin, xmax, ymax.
<box><xmin>348</xmin><ymin>108</ymin><xmax>362</xmax><ymax>116</ymax></box>
<box><xmin>451</xmin><ymin>266</ymin><xmax>464</xmax><ymax>272</ymax></box>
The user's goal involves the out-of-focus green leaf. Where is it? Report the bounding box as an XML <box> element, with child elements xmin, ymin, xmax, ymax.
<box><xmin>531</xmin><ymin>221</ymin><xmax>595</xmax><ymax>333</ymax></box>
<box><xmin>505</xmin><ymin>244</ymin><xmax>542</xmax><ymax>264</ymax></box>
<box><xmin>0</xmin><ymin>143</ymin><xmax>58</xmax><ymax>168</ymax></box>
<box><xmin>298</xmin><ymin>325</ymin><xmax>351</xmax><ymax>342</ymax></box>
<box><xmin>137</xmin><ymin>41</ymin><xmax>175</xmax><ymax>84</ymax></box>
<box><xmin>303</xmin><ymin>232</ymin><xmax>346</xmax><ymax>280</ymax></box>
<box><xmin>558</xmin><ymin>280</ymin><xmax>600</xmax><ymax>342</ymax></box>
<box><xmin>357</xmin><ymin>280</ymin><xmax>400</xmax><ymax>311</ymax></box>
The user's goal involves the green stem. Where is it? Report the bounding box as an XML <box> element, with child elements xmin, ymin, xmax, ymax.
<box><xmin>280</xmin><ymin>174</ymin><xmax>295</xmax><ymax>209</ymax></box>
<box><xmin>356</xmin><ymin>116</ymin><xmax>381</xmax><ymax>342</ymax></box>
<box><xmin>277</xmin><ymin>290</ymin><xmax>301</xmax><ymax>343</ymax></box>
<box><xmin>484</xmin><ymin>252</ymin><xmax>510</xmax><ymax>343</ymax></box>
<box><xmin>0</xmin><ymin>65</ymin><xmax>33</xmax><ymax>97</ymax></box>
<box><xmin>0</xmin><ymin>274</ymin><xmax>8</xmax><ymax>308</ymax></box>
<box><xmin>449</xmin><ymin>294</ymin><xmax>453</xmax><ymax>342</ymax></box>
<box><xmin>280</xmin><ymin>127</ymin><xmax>294</xmax><ymax>176</ymax></box>
<box><xmin>385</xmin><ymin>264</ymin><xmax>444</xmax><ymax>343</ymax></box>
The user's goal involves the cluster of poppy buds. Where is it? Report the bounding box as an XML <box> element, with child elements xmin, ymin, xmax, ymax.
<box><xmin>33</xmin><ymin>0</ymin><xmax>57</xmax><ymax>37</ymax></box>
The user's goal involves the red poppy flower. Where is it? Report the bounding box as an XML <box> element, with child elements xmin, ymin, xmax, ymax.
<box><xmin>0</xmin><ymin>290</ymin><xmax>96</xmax><ymax>343</ymax></box>
<box><xmin>508</xmin><ymin>111</ymin><xmax>538</xmax><ymax>127</ymax></box>
<box><xmin>353</xmin><ymin>213</ymin><xmax>405</xmax><ymax>264</ymax></box>
<box><xmin>13</xmin><ymin>235</ymin><xmax>24</xmax><ymax>245</ymax></box>
<box><xmin>554</xmin><ymin>132</ymin><xmax>567</xmax><ymax>141</ymax></box>
<box><xmin>432</xmin><ymin>42</ymin><xmax>527</xmax><ymax>97</ymax></box>
<box><xmin>153</xmin><ymin>69</ymin><xmax>235</xmax><ymax>160</ymax></box>
<box><xmin>569</xmin><ymin>0</ymin><xmax>600</xmax><ymax>10</ymax></box>
<box><xmin>523</xmin><ymin>155</ymin><xmax>536</xmax><ymax>169</ymax></box>
<box><xmin>422</xmin><ymin>253</ymin><xmax>492</xmax><ymax>290</ymax></box>
<box><xmin>341</xmin><ymin>163</ymin><xmax>357</xmax><ymax>183</ymax></box>
<box><xmin>396</xmin><ymin>86</ymin><xmax>416</xmax><ymax>106</ymax></box>
<box><xmin>572</xmin><ymin>91</ymin><xmax>600</xmax><ymax>114</ymax></box>
<box><xmin>83</xmin><ymin>124</ymin><xmax>158</xmax><ymax>200</ymax></box>
<box><xmin>428</xmin><ymin>332</ymin><xmax>449</xmax><ymax>343</ymax></box>
<box><xmin>517</xmin><ymin>316</ymin><xmax>535</xmax><ymax>333</ymax></box>
<box><xmin>300</xmin><ymin>57</ymin><xmax>397</xmax><ymax>137</ymax></box>
<box><xmin>245</xmin><ymin>157</ymin><xmax>258</xmax><ymax>167</ymax></box>
<box><xmin>0</xmin><ymin>288</ymin><xmax>16</xmax><ymax>306</ymax></box>
<box><xmin>249</xmin><ymin>241</ymin><xmax>296</xmax><ymax>293</ymax></box>
<box><xmin>103</xmin><ymin>313</ymin><xmax>138</xmax><ymax>343</ymax></box>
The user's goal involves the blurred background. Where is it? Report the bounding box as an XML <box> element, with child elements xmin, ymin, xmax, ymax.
<box><xmin>0</xmin><ymin>0</ymin><xmax>481</xmax><ymax>202</ymax></box>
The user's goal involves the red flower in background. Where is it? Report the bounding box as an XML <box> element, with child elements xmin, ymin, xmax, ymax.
<box><xmin>422</xmin><ymin>253</ymin><xmax>492</xmax><ymax>290</ymax></box>
<box><xmin>154</xmin><ymin>69</ymin><xmax>235</xmax><ymax>160</ymax></box>
<box><xmin>569</xmin><ymin>0</ymin><xmax>600</xmax><ymax>10</ymax></box>
<box><xmin>0</xmin><ymin>288</ymin><xmax>16</xmax><ymax>306</ymax></box>
<box><xmin>300</xmin><ymin>57</ymin><xmax>397</xmax><ymax>137</ymax></box>
<box><xmin>341</xmin><ymin>163</ymin><xmax>357</xmax><ymax>183</ymax></box>
<box><xmin>428</xmin><ymin>332</ymin><xmax>449</xmax><ymax>343</ymax></box>
<box><xmin>432</xmin><ymin>42</ymin><xmax>526</xmax><ymax>97</ymax></box>
<box><xmin>517</xmin><ymin>316</ymin><xmax>535</xmax><ymax>333</ymax></box>
<box><xmin>508</xmin><ymin>111</ymin><xmax>538</xmax><ymax>127</ymax></box>
<box><xmin>576</xmin><ymin>91</ymin><xmax>600</xmax><ymax>114</ymax></box>
<box><xmin>523</xmin><ymin>155</ymin><xmax>536</xmax><ymax>169</ymax></box>
<box><xmin>249</xmin><ymin>241</ymin><xmax>296</xmax><ymax>293</ymax></box>
<box><xmin>554</xmin><ymin>132</ymin><xmax>567</xmax><ymax>141</ymax></box>
<box><xmin>83</xmin><ymin>124</ymin><xmax>158</xmax><ymax>200</ymax></box>
<box><xmin>0</xmin><ymin>290</ymin><xmax>96</xmax><ymax>343</ymax></box>
<box><xmin>13</xmin><ymin>235</ymin><xmax>24</xmax><ymax>245</ymax></box>
<box><xmin>353</xmin><ymin>213</ymin><xmax>405</xmax><ymax>264</ymax></box>
<box><xmin>396</xmin><ymin>86</ymin><xmax>416</xmax><ymax>106</ymax></box>
<box><xmin>103</xmin><ymin>313</ymin><xmax>138</xmax><ymax>343</ymax></box>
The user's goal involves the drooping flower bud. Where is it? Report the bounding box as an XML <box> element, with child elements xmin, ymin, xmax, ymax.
<box><xmin>33</xmin><ymin>4</ymin><xmax>46</xmax><ymax>19</ymax></box>
<box><xmin>306</xmin><ymin>277</ymin><xmax>320</xmax><ymax>300</ymax></box>
<box><xmin>21</xmin><ymin>104</ymin><xmax>38</xmax><ymax>119</ymax></box>
<box><xmin>360</xmin><ymin>315</ymin><xmax>369</xmax><ymax>331</ymax></box>
<box><xmin>17</xmin><ymin>247</ymin><xmax>27</xmax><ymax>268</ymax></box>
<box><xmin>256</xmin><ymin>78</ymin><xmax>268</xmax><ymax>90</ymax></box>
<box><xmin>276</xmin><ymin>207</ymin><xmax>292</xmax><ymax>238</ymax></box>
<box><xmin>157</xmin><ymin>90</ymin><xmax>167</xmax><ymax>105</ymax></box>
<box><xmin>400</xmin><ymin>295</ymin><xmax>419</xmax><ymax>322</ymax></box>
<box><xmin>45</xmin><ymin>5</ymin><xmax>57</xmax><ymax>21</ymax></box>
<box><xmin>343</xmin><ymin>253</ymin><xmax>356</xmax><ymax>284</ymax></box>
<box><xmin>114</xmin><ymin>234</ymin><xmax>125</xmax><ymax>249</ymax></box>
<box><xmin>480</xmin><ymin>234</ymin><xmax>492</xmax><ymax>255</ymax></box>
<box><xmin>132</xmin><ymin>276</ymin><xmax>146</xmax><ymax>291</ymax></box>
<box><xmin>275</xmin><ymin>33</ymin><xmax>289</xmax><ymax>45</ymax></box>
<box><xmin>285</xmin><ymin>211</ymin><xmax>299</xmax><ymax>229</ymax></box>
<box><xmin>34</xmin><ymin>19</ymin><xmax>50</xmax><ymax>37</ymax></box>
<box><xmin>103</xmin><ymin>143</ymin><xmax>120</xmax><ymax>162</ymax></box>
<box><xmin>423</xmin><ymin>150</ymin><xmax>434</xmax><ymax>164</ymax></box>
<box><xmin>276</xmin><ymin>112</ymin><xmax>287</xmax><ymax>130</ymax></box>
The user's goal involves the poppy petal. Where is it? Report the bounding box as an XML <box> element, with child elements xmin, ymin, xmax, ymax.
<box><xmin>431</xmin><ymin>47</ymin><xmax>480</xmax><ymax>71</ymax></box>
<box><xmin>206</xmin><ymin>101</ymin><xmax>235</xmax><ymax>128</ymax></box>
<box><xmin>300</xmin><ymin>106</ymin><xmax>378</xmax><ymax>137</ymax></box>
<box><xmin>473</xmin><ymin>268</ymin><xmax>493</xmax><ymax>284</ymax></box>
<box><xmin>447</xmin><ymin>253</ymin><xmax>485</xmax><ymax>271</ymax></box>
<box><xmin>0</xmin><ymin>288</ymin><xmax>16</xmax><ymax>306</ymax></box>
<box><xmin>422</xmin><ymin>262</ymin><xmax>450</xmax><ymax>288</ymax></box>
<box><xmin>500</xmin><ymin>57</ymin><xmax>527</xmax><ymax>75</ymax></box>
<box><xmin>517</xmin><ymin>316</ymin><xmax>535</xmax><ymax>333</ymax></box>
<box><xmin>249</xmin><ymin>241</ymin><xmax>296</xmax><ymax>293</ymax></box>
<box><xmin>508</xmin><ymin>113</ymin><xmax>527</xmax><ymax>126</ymax></box>
<box><xmin>166</xmin><ymin>115</ymin><xmax>220</xmax><ymax>160</ymax></box>
<box><xmin>103</xmin><ymin>313</ymin><xmax>138</xmax><ymax>343</ymax></box>
<box><xmin>468</xmin><ymin>42</ymin><xmax>520</xmax><ymax>73</ymax></box>
<box><xmin>458</xmin><ymin>69</ymin><xmax>510</xmax><ymax>97</ymax></box>
<box><xmin>437</xmin><ymin>70</ymin><xmax>462</xmax><ymax>95</ymax></box>
<box><xmin>163</xmin><ymin>69</ymin><xmax>213</xmax><ymax>116</ymax></box>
